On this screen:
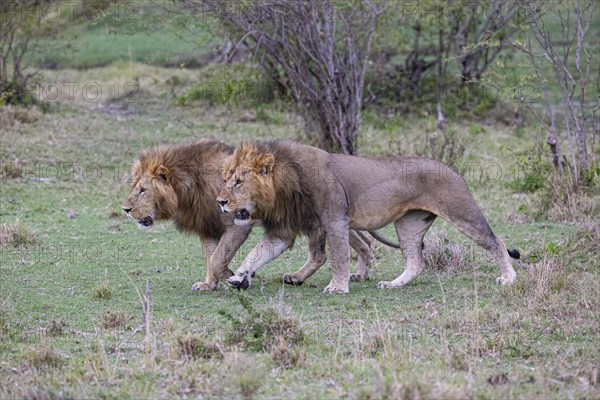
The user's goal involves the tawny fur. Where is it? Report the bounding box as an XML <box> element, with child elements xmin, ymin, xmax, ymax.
<box><xmin>218</xmin><ymin>140</ymin><xmax>518</xmax><ymax>293</ymax></box>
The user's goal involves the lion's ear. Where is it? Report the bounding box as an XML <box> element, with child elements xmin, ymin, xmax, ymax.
<box><xmin>256</xmin><ymin>154</ymin><xmax>274</xmax><ymax>176</ymax></box>
<box><xmin>155</xmin><ymin>165</ymin><xmax>171</xmax><ymax>183</ymax></box>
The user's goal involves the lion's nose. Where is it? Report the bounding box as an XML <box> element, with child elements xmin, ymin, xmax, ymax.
<box><xmin>217</xmin><ymin>199</ymin><xmax>228</xmax><ymax>207</ymax></box>
<box><xmin>122</xmin><ymin>206</ymin><xmax>132</xmax><ymax>213</ymax></box>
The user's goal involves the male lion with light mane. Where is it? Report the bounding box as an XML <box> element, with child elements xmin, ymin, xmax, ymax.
<box><xmin>121</xmin><ymin>140</ymin><xmax>254</xmax><ymax>291</ymax></box>
<box><xmin>217</xmin><ymin>141</ymin><xmax>520</xmax><ymax>294</ymax></box>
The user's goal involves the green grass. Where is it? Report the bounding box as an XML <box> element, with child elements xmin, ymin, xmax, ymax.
<box><xmin>30</xmin><ymin>2</ymin><xmax>218</xmax><ymax>69</ymax></box>
<box><xmin>1</xmin><ymin>60</ymin><xmax>599</xmax><ymax>399</ymax></box>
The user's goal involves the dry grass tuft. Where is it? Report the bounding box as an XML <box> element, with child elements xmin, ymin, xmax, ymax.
<box><xmin>99</xmin><ymin>310</ymin><xmax>131</xmax><ymax>330</ymax></box>
<box><xmin>566</xmin><ymin>223</ymin><xmax>600</xmax><ymax>262</ymax></box>
<box><xmin>46</xmin><ymin>319</ymin><xmax>66</xmax><ymax>337</ymax></box>
<box><xmin>0</xmin><ymin>219</ymin><xmax>36</xmax><ymax>247</ymax></box>
<box><xmin>238</xmin><ymin>366</ymin><xmax>266</xmax><ymax>400</ymax></box>
<box><xmin>0</xmin><ymin>160</ymin><xmax>24</xmax><ymax>180</ymax></box>
<box><xmin>269</xmin><ymin>338</ymin><xmax>306</xmax><ymax>368</ymax></box>
<box><xmin>508</xmin><ymin>257</ymin><xmax>567</xmax><ymax>309</ymax></box>
<box><xmin>424</xmin><ymin>231</ymin><xmax>470</xmax><ymax>272</ymax></box>
<box><xmin>27</xmin><ymin>345</ymin><xmax>64</xmax><ymax>368</ymax></box>
<box><xmin>174</xmin><ymin>333</ymin><xmax>223</xmax><ymax>360</ymax></box>
<box><xmin>538</xmin><ymin>174</ymin><xmax>600</xmax><ymax>221</ymax></box>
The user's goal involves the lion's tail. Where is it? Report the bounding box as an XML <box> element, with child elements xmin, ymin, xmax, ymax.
<box><xmin>368</xmin><ymin>230</ymin><xmax>401</xmax><ymax>249</ymax></box>
<box><xmin>507</xmin><ymin>248</ymin><xmax>521</xmax><ymax>259</ymax></box>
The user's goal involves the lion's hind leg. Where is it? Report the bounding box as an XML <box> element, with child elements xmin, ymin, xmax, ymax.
<box><xmin>349</xmin><ymin>230</ymin><xmax>373</xmax><ymax>282</ymax></box>
<box><xmin>443</xmin><ymin>205</ymin><xmax>517</xmax><ymax>285</ymax></box>
<box><xmin>283</xmin><ymin>232</ymin><xmax>327</xmax><ymax>286</ymax></box>
<box><xmin>377</xmin><ymin>210</ymin><xmax>436</xmax><ymax>289</ymax></box>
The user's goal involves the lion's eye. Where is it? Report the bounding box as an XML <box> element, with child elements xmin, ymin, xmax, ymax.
<box><xmin>235</xmin><ymin>179</ymin><xmax>242</xmax><ymax>187</ymax></box>
<box><xmin>139</xmin><ymin>188</ymin><xmax>146</xmax><ymax>194</ymax></box>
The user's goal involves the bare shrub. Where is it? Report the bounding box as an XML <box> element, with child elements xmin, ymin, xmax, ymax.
<box><xmin>423</xmin><ymin>126</ymin><xmax>466</xmax><ymax>169</ymax></box>
<box><xmin>510</xmin><ymin>0</ymin><xmax>600</xmax><ymax>214</ymax></box>
<box><xmin>178</xmin><ymin>0</ymin><xmax>387</xmax><ymax>155</ymax></box>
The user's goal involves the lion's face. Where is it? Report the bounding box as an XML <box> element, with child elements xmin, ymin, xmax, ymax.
<box><xmin>122</xmin><ymin>161</ymin><xmax>177</xmax><ymax>228</ymax></box>
<box><xmin>217</xmin><ymin>151</ymin><xmax>275</xmax><ymax>226</ymax></box>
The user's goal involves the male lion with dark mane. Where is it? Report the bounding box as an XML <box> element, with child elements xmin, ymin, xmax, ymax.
<box><xmin>217</xmin><ymin>141</ymin><xmax>520</xmax><ymax>293</ymax></box>
<box><xmin>121</xmin><ymin>140</ymin><xmax>254</xmax><ymax>291</ymax></box>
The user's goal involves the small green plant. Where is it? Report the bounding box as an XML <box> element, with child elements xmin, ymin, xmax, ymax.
<box><xmin>92</xmin><ymin>270</ymin><xmax>113</xmax><ymax>300</ymax></box>
<box><xmin>219</xmin><ymin>294</ymin><xmax>305</xmax><ymax>367</ymax></box>
<box><xmin>545</xmin><ymin>242</ymin><xmax>561</xmax><ymax>255</ymax></box>
<box><xmin>508</xmin><ymin>150</ymin><xmax>548</xmax><ymax>193</ymax></box>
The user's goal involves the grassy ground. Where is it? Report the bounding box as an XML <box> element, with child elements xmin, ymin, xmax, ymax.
<box><xmin>2</xmin><ymin>4</ymin><xmax>600</xmax><ymax>396</ymax></box>
<box><xmin>1</xmin><ymin>61</ymin><xmax>598</xmax><ymax>399</ymax></box>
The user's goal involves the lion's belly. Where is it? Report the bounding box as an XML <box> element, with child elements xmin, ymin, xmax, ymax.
<box><xmin>348</xmin><ymin>206</ymin><xmax>407</xmax><ymax>230</ymax></box>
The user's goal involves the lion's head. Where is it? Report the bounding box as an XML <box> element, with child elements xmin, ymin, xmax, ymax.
<box><xmin>217</xmin><ymin>144</ymin><xmax>276</xmax><ymax>226</ymax></box>
<box><xmin>122</xmin><ymin>153</ymin><xmax>178</xmax><ymax>229</ymax></box>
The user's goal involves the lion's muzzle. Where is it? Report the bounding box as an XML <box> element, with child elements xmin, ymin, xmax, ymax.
<box><xmin>138</xmin><ymin>216</ymin><xmax>153</xmax><ymax>227</ymax></box>
<box><xmin>234</xmin><ymin>209</ymin><xmax>249</xmax><ymax>221</ymax></box>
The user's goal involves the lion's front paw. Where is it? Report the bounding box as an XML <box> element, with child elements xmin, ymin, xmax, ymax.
<box><xmin>496</xmin><ymin>274</ymin><xmax>516</xmax><ymax>285</ymax></box>
<box><xmin>377</xmin><ymin>280</ymin><xmax>397</xmax><ymax>289</ymax></box>
<box><xmin>350</xmin><ymin>273</ymin><xmax>369</xmax><ymax>282</ymax></box>
<box><xmin>227</xmin><ymin>272</ymin><xmax>251</xmax><ymax>290</ymax></box>
<box><xmin>282</xmin><ymin>273</ymin><xmax>304</xmax><ymax>286</ymax></box>
<box><xmin>322</xmin><ymin>281</ymin><xmax>349</xmax><ymax>294</ymax></box>
<box><xmin>192</xmin><ymin>281</ymin><xmax>217</xmax><ymax>291</ymax></box>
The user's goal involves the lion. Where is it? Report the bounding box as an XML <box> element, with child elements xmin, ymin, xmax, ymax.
<box><xmin>121</xmin><ymin>140</ymin><xmax>254</xmax><ymax>291</ymax></box>
<box><xmin>121</xmin><ymin>140</ymin><xmax>389</xmax><ymax>290</ymax></box>
<box><xmin>217</xmin><ymin>140</ymin><xmax>520</xmax><ymax>293</ymax></box>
